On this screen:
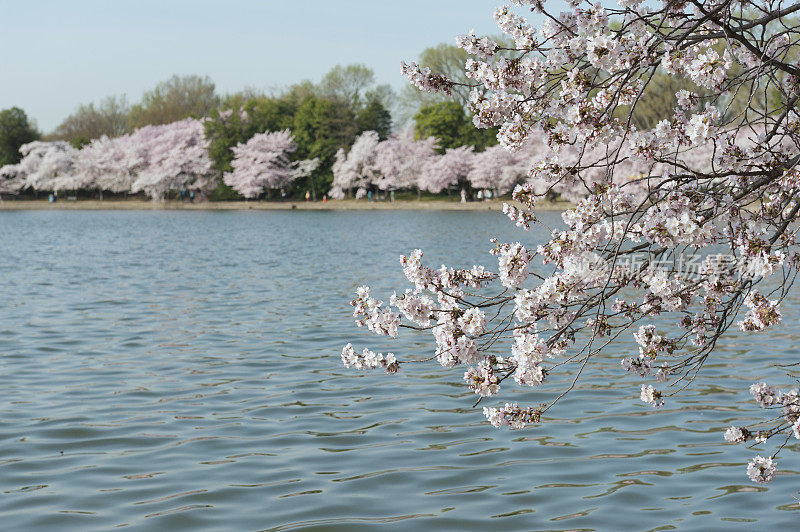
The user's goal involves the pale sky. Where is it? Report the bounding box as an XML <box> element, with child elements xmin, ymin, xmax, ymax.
<box><xmin>0</xmin><ymin>0</ymin><xmax>542</xmax><ymax>132</ymax></box>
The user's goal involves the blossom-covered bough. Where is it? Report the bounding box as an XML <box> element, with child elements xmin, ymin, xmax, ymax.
<box><xmin>346</xmin><ymin>0</ymin><xmax>800</xmax><ymax>485</ymax></box>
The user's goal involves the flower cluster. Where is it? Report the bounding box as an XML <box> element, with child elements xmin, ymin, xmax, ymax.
<box><xmin>722</xmin><ymin>383</ymin><xmax>800</xmax><ymax>482</ymax></box>
<box><xmin>483</xmin><ymin>402</ymin><xmax>542</xmax><ymax>429</ymax></box>
<box><xmin>464</xmin><ymin>363</ymin><xmax>500</xmax><ymax>396</ymax></box>
<box><xmin>723</xmin><ymin>426</ymin><xmax>749</xmax><ymax>444</ymax></box>
<box><xmin>400</xmin><ymin>61</ymin><xmax>454</xmax><ymax>95</ymax></box>
<box><xmin>491</xmin><ymin>240</ymin><xmax>531</xmax><ymax>289</ymax></box>
<box><xmin>456</xmin><ymin>31</ymin><xmax>499</xmax><ymax>59</ymax></box>
<box><xmin>746</xmin><ymin>456</ymin><xmax>777</xmax><ymax>484</ymax></box>
<box><xmin>341</xmin><ymin>344</ymin><xmax>399</xmax><ymax>374</ymax></box>
<box><xmin>621</xmin><ymin>324</ymin><xmax>675</xmax><ymax>380</ymax></box>
<box><xmin>351</xmin><ymin>286</ymin><xmax>400</xmax><ymax>338</ymax></box>
<box><xmin>640</xmin><ymin>384</ymin><xmax>664</xmax><ymax>408</ymax></box>
<box><xmin>738</xmin><ymin>292</ymin><xmax>783</xmax><ymax>332</ymax></box>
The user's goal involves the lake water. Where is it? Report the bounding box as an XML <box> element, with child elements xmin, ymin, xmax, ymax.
<box><xmin>0</xmin><ymin>209</ymin><xmax>798</xmax><ymax>530</ymax></box>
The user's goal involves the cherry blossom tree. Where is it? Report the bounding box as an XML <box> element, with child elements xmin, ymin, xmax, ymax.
<box><xmin>373</xmin><ymin>126</ymin><xmax>438</xmax><ymax>195</ymax></box>
<box><xmin>291</xmin><ymin>157</ymin><xmax>321</xmax><ymax>183</ymax></box>
<box><xmin>16</xmin><ymin>141</ymin><xmax>81</xmax><ymax>193</ymax></box>
<box><xmin>346</xmin><ymin>0</ymin><xmax>800</xmax><ymax>485</ymax></box>
<box><xmin>0</xmin><ymin>164</ymin><xmax>23</xmax><ymax>196</ymax></box>
<box><xmin>468</xmin><ymin>144</ymin><xmax>524</xmax><ymax>195</ymax></box>
<box><xmin>418</xmin><ymin>145</ymin><xmax>474</xmax><ymax>194</ymax></box>
<box><xmin>223</xmin><ymin>129</ymin><xmax>301</xmax><ymax>199</ymax></box>
<box><xmin>128</xmin><ymin>118</ymin><xmax>218</xmax><ymax>200</ymax></box>
<box><xmin>329</xmin><ymin>130</ymin><xmax>381</xmax><ymax>198</ymax></box>
<box><xmin>74</xmin><ymin>135</ymin><xmax>136</xmax><ymax>195</ymax></box>
<box><xmin>328</xmin><ymin>149</ymin><xmax>349</xmax><ymax>200</ymax></box>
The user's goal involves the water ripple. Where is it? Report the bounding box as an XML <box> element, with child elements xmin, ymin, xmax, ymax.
<box><xmin>0</xmin><ymin>210</ymin><xmax>797</xmax><ymax>530</ymax></box>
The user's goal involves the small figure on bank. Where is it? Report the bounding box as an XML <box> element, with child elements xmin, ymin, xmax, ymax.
<box><xmin>390</xmin><ymin>190</ymin><xmax>395</xmax><ymax>203</ymax></box>
<box><xmin>305</xmin><ymin>190</ymin><xmax>310</xmax><ymax>202</ymax></box>
<box><xmin>484</xmin><ymin>189</ymin><xmax>492</xmax><ymax>201</ymax></box>
<box><xmin>476</xmin><ymin>190</ymin><xmax>483</xmax><ymax>201</ymax></box>
<box><xmin>368</xmin><ymin>190</ymin><xmax>373</xmax><ymax>202</ymax></box>
<box><xmin>323</xmin><ymin>194</ymin><xmax>327</xmax><ymax>203</ymax></box>
<box><xmin>460</xmin><ymin>188</ymin><xmax>466</xmax><ymax>203</ymax></box>
<box><xmin>190</xmin><ymin>191</ymin><xmax>195</xmax><ymax>203</ymax></box>
<box><xmin>281</xmin><ymin>189</ymin><xmax>286</xmax><ymax>202</ymax></box>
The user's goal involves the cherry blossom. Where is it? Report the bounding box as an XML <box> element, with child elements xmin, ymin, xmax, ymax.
<box><xmin>339</xmin><ymin>0</ymin><xmax>800</xmax><ymax>487</ymax></box>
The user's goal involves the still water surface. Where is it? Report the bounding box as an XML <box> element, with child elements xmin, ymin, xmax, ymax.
<box><xmin>0</xmin><ymin>209</ymin><xmax>798</xmax><ymax>530</ymax></box>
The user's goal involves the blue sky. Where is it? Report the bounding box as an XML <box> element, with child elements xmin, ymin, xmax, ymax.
<box><xmin>0</xmin><ymin>0</ymin><xmax>535</xmax><ymax>132</ymax></box>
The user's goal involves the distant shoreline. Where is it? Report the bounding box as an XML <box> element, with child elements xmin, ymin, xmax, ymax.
<box><xmin>0</xmin><ymin>199</ymin><xmax>572</xmax><ymax>211</ymax></box>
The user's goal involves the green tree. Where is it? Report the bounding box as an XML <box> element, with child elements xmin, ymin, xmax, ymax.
<box><xmin>50</xmin><ymin>95</ymin><xmax>130</xmax><ymax>144</ymax></box>
<box><xmin>356</xmin><ymin>93</ymin><xmax>392</xmax><ymax>140</ymax></box>
<box><xmin>128</xmin><ymin>74</ymin><xmax>220</xmax><ymax>129</ymax></box>
<box><xmin>414</xmin><ymin>102</ymin><xmax>497</xmax><ymax>152</ymax></box>
<box><xmin>319</xmin><ymin>64</ymin><xmax>375</xmax><ymax>108</ymax></box>
<box><xmin>293</xmin><ymin>96</ymin><xmax>359</xmax><ymax>198</ymax></box>
<box><xmin>414</xmin><ymin>102</ymin><xmax>469</xmax><ymax>151</ymax></box>
<box><xmin>0</xmin><ymin>107</ymin><xmax>40</xmax><ymax>166</ymax></box>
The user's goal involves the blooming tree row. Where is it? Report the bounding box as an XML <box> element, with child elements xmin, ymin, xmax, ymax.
<box><xmin>0</xmin><ymin>119</ymin><xmax>216</xmax><ymax>199</ymax></box>
<box><xmin>344</xmin><ymin>0</ymin><xmax>800</xmax><ymax>486</ymax></box>
<box><xmin>0</xmin><ymin>118</ymin><xmax>315</xmax><ymax>200</ymax></box>
<box><xmin>330</xmin><ymin>127</ymin><xmax>526</xmax><ymax>198</ymax></box>
<box><xmin>330</xmin><ymin>124</ymin><xmax>704</xmax><ymax>201</ymax></box>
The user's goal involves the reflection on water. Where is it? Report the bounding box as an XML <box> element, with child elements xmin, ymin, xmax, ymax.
<box><xmin>0</xmin><ymin>209</ymin><xmax>798</xmax><ymax>530</ymax></box>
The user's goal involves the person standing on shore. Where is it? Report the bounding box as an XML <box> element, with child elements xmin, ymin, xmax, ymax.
<box><xmin>305</xmin><ymin>190</ymin><xmax>310</xmax><ymax>202</ymax></box>
<box><xmin>460</xmin><ymin>188</ymin><xmax>466</xmax><ymax>203</ymax></box>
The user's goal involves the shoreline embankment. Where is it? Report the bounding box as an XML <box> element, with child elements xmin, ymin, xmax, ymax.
<box><xmin>0</xmin><ymin>199</ymin><xmax>572</xmax><ymax>211</ymax></box>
